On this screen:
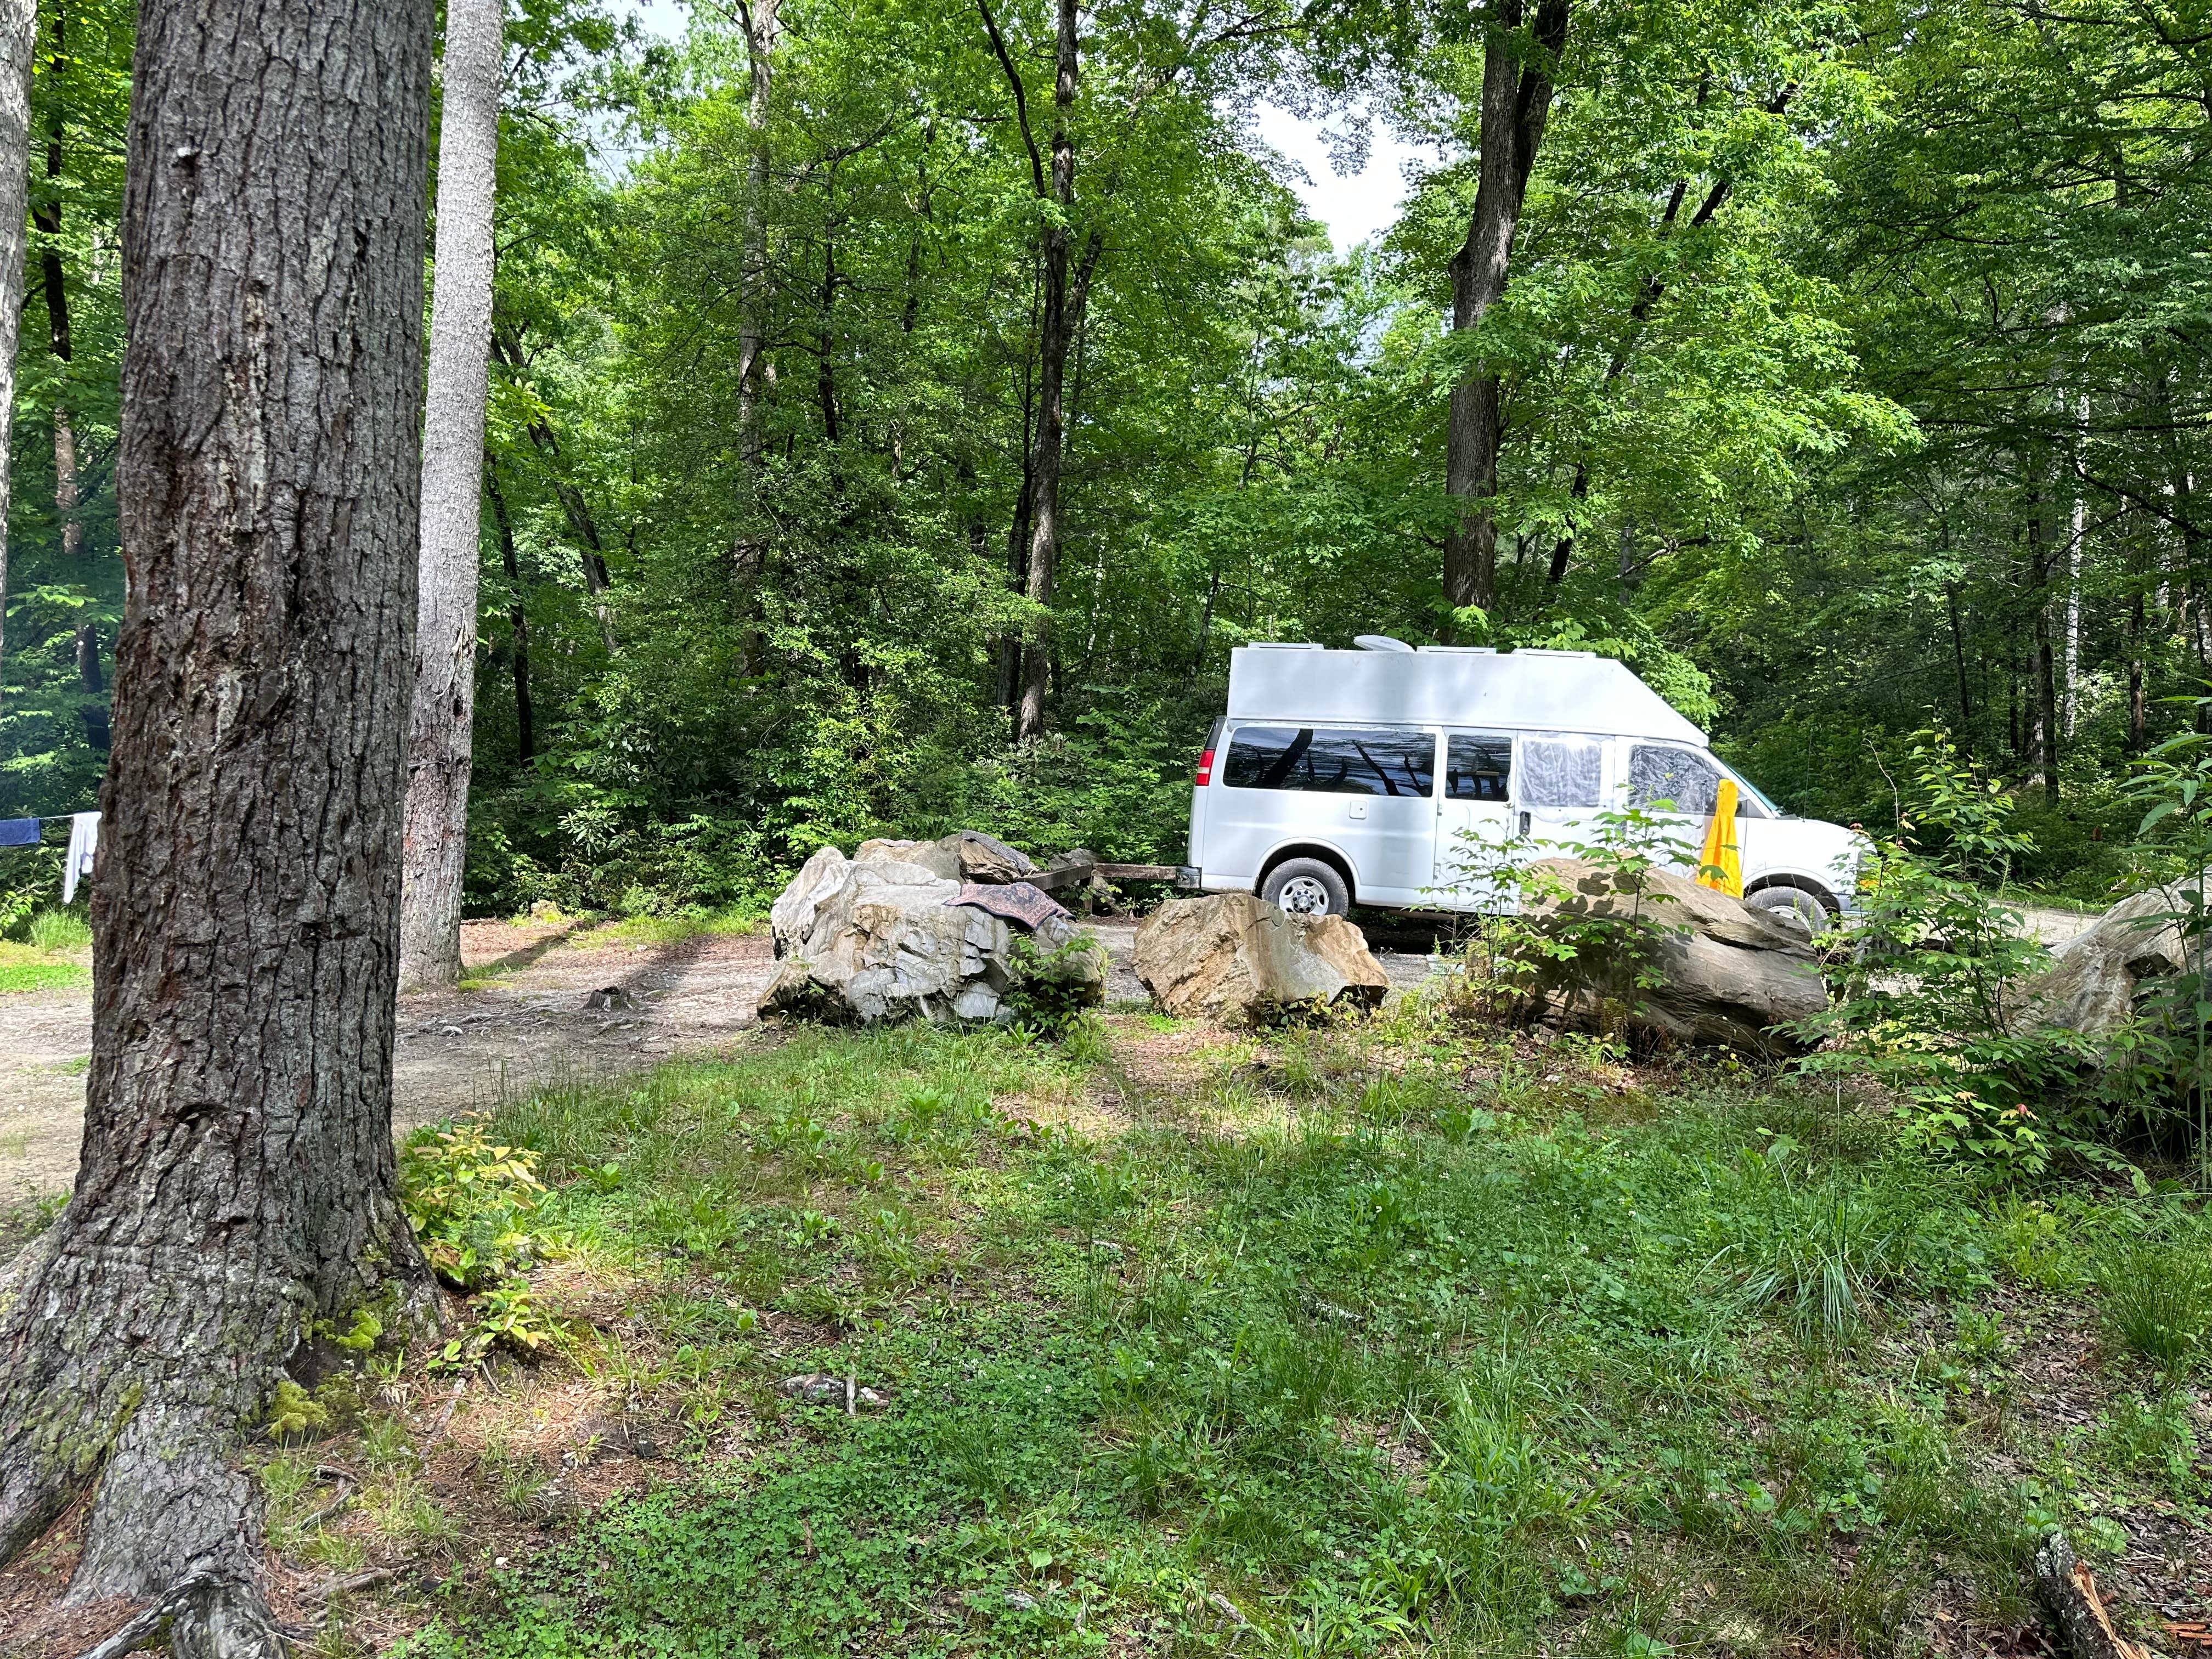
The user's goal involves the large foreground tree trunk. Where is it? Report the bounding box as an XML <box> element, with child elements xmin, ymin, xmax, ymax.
<box><xmin>1442</xmin><ymin>0</ymin><xmax>1567</xmax><ymax>623</ymax></box>
<box><xmin>400</xmin><ymin>0</ymin><xmax>505</xmax><ymax>992</ymax></box>
<box><xmin>0</xmin><ymin>0</ymin><xmax>436</xmax><ymax>1639</ymax></box>
<box><xmin>0</xmin><ymin>0</ymin><xmax>36</xmax><ymax>709</ymax></box>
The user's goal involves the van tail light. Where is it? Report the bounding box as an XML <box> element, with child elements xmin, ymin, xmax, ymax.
<box><xmin>1194</xmin><ymin>748</ymin><xmax>1215</xmax><ymax>787</ymax></box>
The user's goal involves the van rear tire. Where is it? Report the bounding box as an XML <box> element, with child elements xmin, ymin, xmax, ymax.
<box><xmin>1262</xmin><ymin>859</ymin><xmax>1350</xmax><ymax>919</ymax></box>
<box><xmin>1747</xmin><ymin>883</ymin><xmax>1830</xmax><ymax>936</ymax></box>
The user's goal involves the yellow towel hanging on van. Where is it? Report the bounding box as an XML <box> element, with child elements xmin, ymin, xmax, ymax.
<box><xmin>1696</xmin><ymin>780</ymin><xmax>1742</xmax><ymax>898</ymax></box>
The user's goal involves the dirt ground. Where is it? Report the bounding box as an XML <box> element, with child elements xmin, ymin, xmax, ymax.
<box><xmin>0</xmin><ymin>917</ymin><xmax>1446</xmax><ymax>1207</ymax></box>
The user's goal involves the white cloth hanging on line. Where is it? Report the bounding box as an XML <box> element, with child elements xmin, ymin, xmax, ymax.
<box><xmin>61</xmin><ymin>811</ymin><xmax>99</xmax><ymax>905</ymax></box>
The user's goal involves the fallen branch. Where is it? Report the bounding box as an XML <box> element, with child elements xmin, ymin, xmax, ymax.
<box><xmin>297</xmin><ymin>1477</ymin><xmax>356</xmax><ymax>1533</ymax></box>
<box><xmin>307</xmin><ymin>1563</ymin><xmax>409</xmax><ymax>1602</ymax></box>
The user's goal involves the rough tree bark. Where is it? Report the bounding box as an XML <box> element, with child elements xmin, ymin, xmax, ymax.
<box><xmin>0</xmin><ymin>0</ymin><xmax>36</xmax><ymax>710</ymax></box>
<box><xmin>0</xmin><ymin>0</ymin><xmax>435</xmax><ymax>1644</ymax></box>
<box><xmin>1443</xmin><ymin>0</ymin><xmax>1567</xmax><ymax>622</ymax></box>
<box><xmin>399</xmin><ymin>0</ymin><xmax>504</xmax><ymax>992</ymax></box>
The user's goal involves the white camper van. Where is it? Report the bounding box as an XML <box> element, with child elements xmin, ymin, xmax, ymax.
<box><xmin>1178</xmin><ymin>640</ymin><xmax>1861</xmax><ymax>931</ymax></box>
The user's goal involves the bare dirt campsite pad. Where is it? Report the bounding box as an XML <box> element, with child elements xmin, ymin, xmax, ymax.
<box><xmin>5</xmin><ymin>979</ymin><xmax>2208</xmax><ymax>1658</ymax></box>
<box><xmin>0</xmin><ymin>917</ymin><xmax>779</xmax><ymax>1209</ymax></box>
<box><xmin>0</xmin><ymin>915</ymin><xmax>1441</xmax><ymax>1211</ymax></box>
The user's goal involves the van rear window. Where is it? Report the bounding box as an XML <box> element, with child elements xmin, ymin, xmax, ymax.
<box><xmin>1223</xmin><ymin>726</ymin><xmax>1436</xmax><ymax>798</ymax></box>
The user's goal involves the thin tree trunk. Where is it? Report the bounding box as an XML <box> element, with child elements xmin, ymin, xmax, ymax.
<box><xmin>816</xmin><ymin>219</ymin><xmax>839</xmax><ymax>442</ymax></box>
<box><xmin>1544</xmin><ymin>144</ymin><xmax>1762</xmax><ymax>590</ymax></box>
<box><xmin>2066</xmin><ymin>395</ymin><xmax>2085</xmax><ymax>736</ymax></box>
<box><xmin>0</xmin><ymin>0</ymin><xmax>436</xmax><ymax>1639</ymax></box>
<box><xmin>998</xmin><ymin>257</ymin><xmax>1040</xmax><ymax>719</ymax></box>
<box><xmin>74</xmin><ymin>623</ymin><xmax>106</xmax><ymax>748</ymax></box>
<box><xmin>0</xmin><ymin>0</ymin><xmax>36</xmax><ymax>715</ymax></box>
<box><xmin>33</xmin><ymin>8</ymin><xmax>105</xmax><ymax>751</ymax></box>
<box><xmin>901</xmin><ymin>129</ymin><xmax>932</xmax><ymax>336</ymax></box>
<box><xmin>488</xmin><ymin>463</ymin><xmax>534</xmax><ymax>763</ymax></box>
<box><xmin>1001</xmin><ymin>459</ymin><xmax>1032</xmax><ymax>714</ymax></box>
<box><xmin>1012</xmin><ymin>0</ymin><xmax>1086</xmax><ymax>742</ymax></box>
<box><xmin>736</xmin><ymin>0</ymin><xmax>780</xmax><ymax>471</ymax></box>
<box><xmin>399</xmin><ymin>0</ymin><xmax>503</xmax><ymax>991</ymax></box>
<box><xmin>978</xmin><ymin>0</ymin><xmax>1098</xmax><ymax>742</ymax></box>
<box><xmin>2025</xmin><ymin>473</ymin><xmax>2060</xmax><ymax>805</ymax></box>
<box><xmin>1016</xmin><ymin>222</ymin><xmax>1101</xmax><ymax>741</ymax></box>
<box><xmin>35</xmin><ymin>4</ymin><xmax>78</xmax><ymax>565</ymax></box>
<box><xmin>493</xmin><ymin>329</ymin><xmax>615</xmax><ymax>651</ymax></box>
<box><xmin>1946</xmin><ymin>583</ymin><xmax>1973</xmax><ymax>733</ymax></box>
<box><xmin>1442</xmin><ymin>0</ymin><xmax>1567</xmax><ymax>623</ymax></box>
<box><xmin>1191</xmin><ymin>566</ymin><xmax>1220</xmax><ymax>677</ymax></box>
<box><xmin>2129</xmin><ymin>583</ymin><xmax>2146</xmax><ymax>753</ymax></box>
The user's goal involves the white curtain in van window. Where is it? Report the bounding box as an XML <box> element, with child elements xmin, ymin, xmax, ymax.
<box><xmin>1628</xmin><ymin>745</ymin><xmax>1720</xmax><ymax>815</ymax></box>
<box><xmin>1519</xmin><ymin>736</ymin><xmax>1602</xmax><ymax>808</ymax></box>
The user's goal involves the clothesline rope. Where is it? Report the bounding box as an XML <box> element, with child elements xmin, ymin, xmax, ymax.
<box><xmin>0</xmin><ymin>811</ymin><xmax>101</xmax><ymax>902</ymax></box>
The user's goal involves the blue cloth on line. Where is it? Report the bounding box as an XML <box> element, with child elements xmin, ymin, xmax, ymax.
<box><xmin>0</xmin><ymin>817</ymin><xmax>38</xmax><ymax>847</ymax></box>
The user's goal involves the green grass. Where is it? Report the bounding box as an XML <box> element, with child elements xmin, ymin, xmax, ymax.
<box><xmin>2100</xmin><ymin>1237</ymin><xmax>2212</xmax><ymax>1380</ymax></box>
<box><xmin>25</xmin><ymin>907</ymin><xmax>91</xmax><ymax>952</ymax></box>
<box><xmin>0</xmin><ymin>941</ymin><xmax>89</xmax><ymax>994</ymax></box>
<box><xmin>569</xmin><ymin>906</ymin><xmax>764</xmax><ymax>946</ymax></box>
<box><xmin>382</xmin><ymin>1014</ymin><xmax>2205</xmax><ymax>1659</ymax></box>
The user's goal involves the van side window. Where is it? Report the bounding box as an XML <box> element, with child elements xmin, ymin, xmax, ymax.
<box><xmin>1222</xmin><ymin>726</ymin><xmax>1436</xmax><ymax>797</ymax></box>
<box><xmin>1446</xmin><ymin>735</ymin><xmax>1513</xmax><ymax>802</ymax></box>
<box><xmin>1628</xmin><ymin>745</ymin><xmax>1721</xmax><ymax>815</ymax></box>
<box><xmin>1519</xmin><ymin>736</ymin><xmax>1603</xmax><ymax>808</ymax></box>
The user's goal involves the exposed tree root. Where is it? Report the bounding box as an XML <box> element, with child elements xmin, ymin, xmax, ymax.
<box><xmin>0</xmin><ymin>1204</ymin><xmax>438</xmax><ymax>1654</ymax></box>
<box><xmin>74</xmin><ymin>1571</ymin><xmax>286</xmax><ymax>1659</ymax></box>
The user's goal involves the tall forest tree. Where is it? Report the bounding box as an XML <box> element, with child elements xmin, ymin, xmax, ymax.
<box><xmin>0</xmin><ymin>0</ymin><xmax>39</xmax><ymax>700</ymax></box>
<box><xmin>401</xmin><ymin>0</ymin><xmax>505</xmax><ymax>990</ymax></box>
<box><xmin>1444</xmin><ymin>0</ymin><xmax>1565</xmax><ymax>619</ymax></box>
<box><xmin>980</xmin><ymin>0</ymin><xmax>1101</xmax><ymax>742</ymax></box>
<box><xmin>0</xmin><ymin>0</ymin><xmax>435</xmax><ymax>1643</ymax></box>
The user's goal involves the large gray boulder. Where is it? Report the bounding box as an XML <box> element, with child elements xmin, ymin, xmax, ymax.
<box><xmin>2012</xmin><ymin>885</ymin><xmax>2202</xmax><ymax>1038</ymax></box>
<box><xmin>761</xmin><ymin>840</ymin><xmax>1102</xmax><ymax>1024</ymax></box>
<box><xmin>848</xmin><ymin>830</ymin><xmax>1037</xmax><ymax>887</ymax></box>
<box><xmin>1133</xmin><ymin>893</ymin><xmax>1389</xmax><ymax>1023</ymax></box>
<box><xmin>1517</xmin><ymin>860</ymin><xmax>1827</xmax><ymax>1054</ymax></box>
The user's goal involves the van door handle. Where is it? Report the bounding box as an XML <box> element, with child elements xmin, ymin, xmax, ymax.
<box><xmin>1519</xmin><ymin>811</ymin><xmax>1531</xmax><ymax>836</ymax></box>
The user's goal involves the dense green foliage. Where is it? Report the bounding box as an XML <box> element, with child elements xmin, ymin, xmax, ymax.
<box><xmin>7</xmin><ymin>0</ymin><xmax>2212</xmax><ymax>909</ymax></box>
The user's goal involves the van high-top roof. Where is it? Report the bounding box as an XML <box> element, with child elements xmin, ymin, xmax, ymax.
<box><xmin>1225</xmin><ymin>644</ymin><xmax>1709</xmax><ymax>747</ymax></box>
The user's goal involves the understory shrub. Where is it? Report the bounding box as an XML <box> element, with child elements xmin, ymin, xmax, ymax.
<box><xmin>1002</xmin><ymin>934</ymin><xmax>1110</xmax><ymax>1035</ymax></box>
<box><xmin>1791</xmin><ymin>735</ymin><xmax>2094</xmax><ymax>1177</ymax></box>
<box><xmin>400</xmin><ymin>1122</ymin><xmax>554</xmax><ymax>1294</ymax></box>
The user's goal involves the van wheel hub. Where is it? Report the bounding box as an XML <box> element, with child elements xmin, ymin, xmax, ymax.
<box><xmin>1277</xmin><ymin>876</ymin><xmax>1333</xmax><ymax>916</ymax></box>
